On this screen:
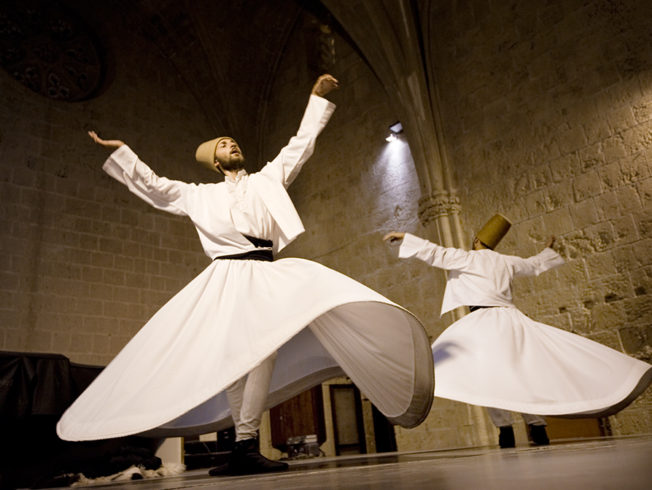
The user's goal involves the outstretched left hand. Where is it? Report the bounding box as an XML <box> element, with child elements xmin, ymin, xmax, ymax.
<box><xmin>383</xmin><ymin>232</ymin><xmax>405</xmax><ymax>243</ymax></box>
<box><xmin>88</xmin><ymin>130</ymin><xmax>125</xmax><ymax>149</ymax></box>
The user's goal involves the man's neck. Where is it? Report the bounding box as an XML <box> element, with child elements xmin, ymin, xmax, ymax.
<box><xmin>222</xmin><ymin>167</ymin><xmax>246</xmax><ymax>181</ymax></box>
<box><xmin>223</xmin><ymin>168</ymin><xmax>240</xmax><ymax>180</ymax></box>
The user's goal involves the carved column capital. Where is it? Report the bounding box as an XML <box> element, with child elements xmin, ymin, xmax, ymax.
<box><xmin>418</xmin><ymin>191</ymin><xmax>461</xmax><ymax>225</ymax></box>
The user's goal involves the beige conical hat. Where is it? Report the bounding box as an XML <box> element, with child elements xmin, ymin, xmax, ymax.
<box><xmin>195</xmin><ymin>137</ymin><xmax>230</xmax><ymax>173</ymax></box>
<box><xmin>476</xmin><ymin>214</ymin><xmax>511</xmax><ymax>249</ymax></box>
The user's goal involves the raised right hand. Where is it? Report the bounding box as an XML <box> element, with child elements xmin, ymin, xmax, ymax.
<box><xmin>88</xmin><ymin>130</ymin><xmax>125</xmax><ymax>149</ymax></box>
<box><xmin>311</xmin><ymin>74</ymin><xmax>339</xmax><ymax>97</ymax></box>
<box><xmin>546</xmin><ymin>235</ymin><xmax>556</xmax><ymax>249</ymax></box>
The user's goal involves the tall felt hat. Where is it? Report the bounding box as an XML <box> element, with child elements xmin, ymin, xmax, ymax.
<box><xmin>195</xmin><ymin>137</ymin><xmax>230</xmax><ymax>173</ymax></box>
<box><xmin>476</xmin><ymin>214</ymin><xmax>511</xmax><ymax>249</ymax></box>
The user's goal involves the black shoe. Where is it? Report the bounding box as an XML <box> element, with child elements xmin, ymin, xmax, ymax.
<box><xmin>529</xmin><ymin>424</ymin><xmax>550</xmax><ymax>446</ymax></box>
<box><xmin>498</xmin><ymin>425</ymin><xmax>515</xmax><ymax>448</ymax></box>
<box><xmin>208</xmin><ymin>461</ymin><xmax>230</xmax><ymax>476</ymax></box>
<box><xmin>209</xmin><ymin>438</ymin><xmax>288</xmax><ymax>476</ymax></box>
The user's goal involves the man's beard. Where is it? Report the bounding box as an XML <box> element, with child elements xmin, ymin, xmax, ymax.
<box><xmin>218</xmin><ymin>155</ymin><xmax>245</xmax><ymax>172</ymax></box>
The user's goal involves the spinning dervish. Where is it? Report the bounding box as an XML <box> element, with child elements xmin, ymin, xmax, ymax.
<box><xmin>57</xmin><ymin>75</ymin><xmax>434</xmax><ymax>476</ymax></box>
<box><xmin>384</xmin><ymin>214</ymin><xmax>651</xmax><ymax>437</ymax></box>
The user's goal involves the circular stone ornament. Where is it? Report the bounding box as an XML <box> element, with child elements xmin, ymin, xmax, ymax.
<box><xmin>0</xmin><ymin>0</ymin><xmax>103</xmax><ymax>101</ymax></box>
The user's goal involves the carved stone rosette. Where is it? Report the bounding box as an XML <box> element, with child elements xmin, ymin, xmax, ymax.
<box><xmin>0</xmin><ymin>0</ymin><xmax>103</xmax><ymax>101</ymax></box>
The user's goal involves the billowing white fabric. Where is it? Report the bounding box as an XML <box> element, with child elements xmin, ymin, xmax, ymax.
<box><xmin>398</xmin><ymin>233</ymin><xmax>651</xmax><ymax>417</ymax></box>
<box><xmin>433</xmin><ymin>307</ymin><xmax>651</xmax><ymax>416</ymax></box>
<box><xmin>57</xmin><ymin>95</ymin><xmax>434</xmax><ymax>441</ymax></box>
<box><xmin>57</xmin><ymin>258</ymin><xmax>433</xmax><ymax>440</ymax></box>
<box><xmin>151</xmin><ymin>326</ymin><xmax>344</xmax><ymax>436</ymax></box>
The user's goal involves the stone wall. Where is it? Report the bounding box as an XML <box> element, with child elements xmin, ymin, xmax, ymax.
<box><xmin>267</xmin><ymin>0</ymin><xmax>652</xmax><ymax>450</ymax></box>
<box><xmin>0</xmin><ymin>2</ymin><xmax>212</xmax><ymax>365</ymax></box>
<box><xmin>427</xmin><ymin>0</ymin><xmax>652</xmax><ymax>438</ymax></box>
<box><xmin>1</xmin><ymin>0</ymin><xmax>649</xmax><ymax>452</ymax></box>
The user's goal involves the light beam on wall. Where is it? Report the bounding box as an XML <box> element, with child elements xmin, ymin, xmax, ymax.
<box><xmin>373</xmin><ymin>123</ymin><xmax>417</xmax><ymax>226</ymax></box>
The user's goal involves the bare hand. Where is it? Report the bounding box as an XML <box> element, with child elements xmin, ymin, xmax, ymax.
<box><xmin>311</xmin><ymin>74</ymin><xmax>339</xmax><ymax>97</ymax></box>
<box><xmin>546</xmin><ymin>235</ymin><xmax>556</xmax><ymax>249</ymax></box>
<box><xmin>383</xmin><ymin>232</ymin><xmax>405</xmax><ymax>243</ymax></box>
<box><xmin>88</xmin><ymin>130</ymin><xmax>125</xmax><ymax>149</ymax></box>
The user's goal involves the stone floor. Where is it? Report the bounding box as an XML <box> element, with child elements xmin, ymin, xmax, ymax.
<box><xmin>64</xmin><ymin>435</ymin><xmax>652</xmax><ymax>489</ymax></box>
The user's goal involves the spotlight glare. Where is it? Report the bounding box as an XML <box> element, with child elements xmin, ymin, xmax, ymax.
<box><xmin>385</xmin><ymin>133</ymin><xmax>397</xmax><ymax>142</ymax></box>
<box><xmin>389</xmin><ymin>122</ymin><xmax>403</xmax><ymax>133</ymax></box>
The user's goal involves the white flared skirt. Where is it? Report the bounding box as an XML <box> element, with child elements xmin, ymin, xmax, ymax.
<box><xmin>432</xmin><ymin>307</ymin><xmax>651</xmax><ymax>417</ymax></box>
<box><xmin>57</xmin><ymin>258</ymin><xmax>433</xmax><ymax>441</ymax></box>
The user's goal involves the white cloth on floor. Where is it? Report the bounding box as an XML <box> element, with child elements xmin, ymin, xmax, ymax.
<box><xmin>398</xmin><ymin>233</ymin><xmax>651</xmax><ymax>417</ymax></box>
<box><xmin>56</xmin><ymin>96</ymin><xmax>433</xmax><ymax>442</ymax></box>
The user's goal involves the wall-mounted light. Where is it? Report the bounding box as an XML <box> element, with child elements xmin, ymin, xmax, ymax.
<box><xmin>385</xmin><ymin>121</ymin><xmax>403</xmax><ymax>142</ymax></box>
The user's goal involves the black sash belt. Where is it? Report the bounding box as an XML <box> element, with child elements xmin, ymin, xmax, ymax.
<box><xmin>214</xmin><ymin>250</ymin><xmax>273</xmax><ymax>262</ymax></box>
<box><xmin>244</xmin><ymin>235</ymin><xmax>273</xmax><ymax>249</ymax></box>
<box><xmin>469</xmin><ymin>305</ymin><xmax>496</xmax><ymax>312</ymax></box>
<box><xmin>213</xmin><ymin>235</ymin><xmax>274</xmax><ymax>262</ymax></box>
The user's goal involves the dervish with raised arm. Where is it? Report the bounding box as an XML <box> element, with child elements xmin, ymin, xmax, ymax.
<box><xmin>57</xmin><ymin>75</ymin><xmax>434</xmax><ymax>476</ymax></box>
<box><xmin>385</xmin><ymin>214</ymin><xmax>651</xmax><ymax>446</ymax></box>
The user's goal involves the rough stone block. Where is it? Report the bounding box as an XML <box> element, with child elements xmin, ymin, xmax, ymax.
<box><xmin>616</xmin><ymin>185</ymin><xmax>642</xmax><ymax>214</ymax></box>
<box><xmin>544</xmin><ymin>180</ymin><xmax>573</xmax><ymax>211</ymax></box>
<box><xmin>92</xmin><ymin>252</ymin><xmax>114</xmax><ymax>268</ymax></box>
<box><xmin>102</xmin><ymin>269</ymin><xmax>125</xmax><ymax>286</ymax></box>
<box><xmin>582</xmin><ymin>117</ymin><xmax>612</xmax><ymax>145</ymax></box>
<box><xmin>70</xmin><ymin>334</ymin><xmax>93</xmax><ymax>354</ymax></box>
<box><xmin>543</xmin><ymin>207</ymin><xmax>574</xmax><ymax>234</ymax></box>
<box><xmin>635</xmin><ymin>176</ymin><xmax>652</xmax><ymax>208</ymax></box>
<box><xmin>112</xmin><ymin>286</ymin><xmax>140</xmax><ymax>303</ymax></box>
<box><xmin>611</xmin><ymin>214</ymin><xmax>639</xmax><ymax>244</ymax></box>
<box><xmin>4</xmin><ymin>328</ymin><xmax>26</xmax><ymax>351</ymax></box>
<box><xmin>569</xmin><ymin>198</ymin><xmax>599</xmax><ymax>227</ymax></box>
<box><xmin>585</xmin><ymin>252</ymin><xmax>618</xmax><ymax>279</ymax></box>
<box><xmin>631</xmin><ymin>239</ymin><xmax>652</xmax><ymax>265</ymax></box>
<box><xmin>617</xmin><ymin>326</ymin><xmax>646</xmax><ymax>355</ymax></box>
<box><xmin>125</xmin><ymin>271</ymin><xmax>149</xmax><ymax>289</ymax></box>
<box><xmin>557</xmin><ymin>124</ymin><xmax>587</xmax><ymax>155</ymax></box>
<box><xmin>598</xmin><ymin>161</ymin><xmax>622</xmax><ymax>189</ymax></box>
<box><xmin>595</xmin><ymin>190</ymin><xmax>620</xmax><ymax>220</ymax></box>
<box><xmin>578</xmin><ymin>145</ymin><xmax>604</xmax><ymax>172</ymax></box>
<box><xmin>601</xmin><ymin>133</ymin><xmax>627</xmax><ymax>162</ymax></box>
<box><xmin>621</xmin><ymin>154</ymin><xmax>651</xmax><ymax>184</ymax></box>
<box><xmin>621</xmin><ymin>124</ymin><xmax>652</xmax><ymax>157</ymax></box>
<box><xmin>623</xmin><ymin>295</ymin><xmax>652</xmax><ymax>326</ymax></box>
<box><xmin>590</xmin><ymin>302</ymin><xmax>627</xmax><ymax>332</ymax></box>
<box><xmin>92</xmin><ymin>334</ymin><xmax>111</xmax><ymax>355</ymax></box>
<box><xmin>585</xmin><ymin>329</ymin><xmax>621</xmax><ymax>351</ymax></box>
<box><xmin>573</xmin><ymin>170</ymin><xmax>602</xmax><ymax>202</ymax></box>
<box><xmin>524</xmin><ymin>189</ymin><xmax>547</xmax><ymax>216</ymax></box>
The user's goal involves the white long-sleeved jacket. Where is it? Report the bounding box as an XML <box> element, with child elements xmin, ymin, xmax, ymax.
<box><xmin>398</xmin><ymin>233</ymin><xmax>565</xmax><ymax>315</ymax></box>
<box><xmin>102</xmin><ymin>95</ymin><xmax>335</xmax><ymax>257</ymax></box>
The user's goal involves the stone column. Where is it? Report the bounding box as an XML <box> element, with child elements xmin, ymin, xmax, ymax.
<box><xmin>322</xmin><ymin>0</ymin><xmax>490</xmax><ymax>446</ymax></box>
<box><xmin>322</xmin><ymin>0</ymin><xmax>464</xmax><ymax>249</ymax></box>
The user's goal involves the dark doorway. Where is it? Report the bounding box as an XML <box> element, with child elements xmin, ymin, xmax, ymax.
<box><xmin>329</xmin><ymin>384</ymin><xmax>366</xmax><ymax>455</ymax></box>
<box><xmin>372</xmin><ymin>404</ymin><xmax>397</xmax><ymax>452</ymax></box>
<box><xmin>270</xmin><ymin>385</ymin><xmax>326</xmax><ymax>453</ymax></box>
